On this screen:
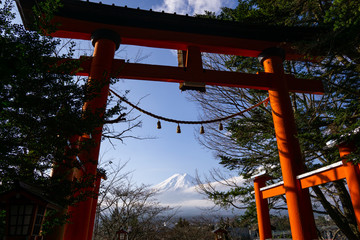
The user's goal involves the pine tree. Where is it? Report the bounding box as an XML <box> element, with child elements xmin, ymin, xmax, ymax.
<box><xmin>1</xmin><ymin>0</ymin><xmax>83</xmax><ymax>192</ymax></box>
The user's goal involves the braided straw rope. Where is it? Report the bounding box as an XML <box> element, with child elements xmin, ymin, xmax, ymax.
<box><xmin>109</xmin><ymin>89</ymin><xmax>269</xmax><ymax>125</ymax></box>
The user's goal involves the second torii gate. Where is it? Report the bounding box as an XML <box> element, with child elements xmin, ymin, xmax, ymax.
<box><xmin>16</xmin><ymin>1</ymin><xmax>326</xmax><ymax>239</ymax></box>
<box><xmin>254</xmin><ymin>142</ymin><xmax>360</xmax><ymax>240</ymax></box>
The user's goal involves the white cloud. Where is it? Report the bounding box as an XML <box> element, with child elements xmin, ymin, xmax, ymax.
<box><xmin>154</xmin><ymin>0</ymin><xmax>227</xmax><ymax>15</ymax></box>
<box><xmin>189</xmin><ymin>0</ymin><xmax>222</xmax><ymax>15</ymax></box>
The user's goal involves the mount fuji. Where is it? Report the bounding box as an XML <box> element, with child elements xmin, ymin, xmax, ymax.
<box><xmin>152</xmin><ymin>173</ymin><xmax>247</xmax><ymax>216</ymax></box>
<box><xmin>153</xmin><ymin>173</ymin><xmax>197</xmax><ymax>191</ymax></box>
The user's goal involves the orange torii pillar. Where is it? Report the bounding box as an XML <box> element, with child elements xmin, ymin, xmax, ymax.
<box><xmin>259</xmin><ymin>48</ymin><xmax>317</xmax><ymax>240</ymax></box>
<box><xmin>253</xmin><ymin>174</ymin><xmax>272</xmax><ymax>240</ymax></box>
<box><xmin>88</xmin><ymin>171</ymin><xmax>106</xmax><ymax>239</ymax></box>
<box><xmin>64</xmin><ymin>29</ymin><xmax>120</xmax><ymax>240</ymax></box>
<box><xmin>338</xmin><ymin>143</ymin><xmax>360</xmax><ymax>231</ymax></box>
<box><xmin>45</xmin><ymin>136</ymin><xmax>81</xmax><ymax>240</ymax></box>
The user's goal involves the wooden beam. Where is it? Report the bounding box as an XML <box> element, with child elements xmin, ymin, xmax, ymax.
<box><xmin>72</xmin><ymin>57</ymin><xmax>323</xmax><ymax>94</ymax></box>
<box><xmin>16</xmin><ymin>0</ymin><xmax>326</xmax><ymax>60</ymax></box>
<box><xmin>259</xmin><ymin>162</ymin><xmax>347</xmax><ymax>199</ymax></box>
<box><xmin>297</xmin><ymin>161</ymin><xmax>346</xmax><ymax>189</ymax></box>
<box><xmin>261</xmin><ymin>182</ymin><xmax>285</xmax><ymax>199</ymax></box>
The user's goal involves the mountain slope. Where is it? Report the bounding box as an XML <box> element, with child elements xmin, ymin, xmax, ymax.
<box><xmin>153</xmin><ymin>173</ymin><xmax>196</xmax><ymax>191</ymax></box>
<box><xmin>152</xmin><ymin>173</ymin><xmax>247</xmax><ymax>216</ymax></box>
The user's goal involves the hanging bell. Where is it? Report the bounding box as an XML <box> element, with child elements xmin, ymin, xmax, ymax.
<box><xmin>263</xmin><ymin>99</ymin><xmax>269</xmax><ymax>107</ymax></box>
<box><xmin>176</xmin><ymin>124</ymin><xmax>181</xmax><ymax>133</ymax></box>
<box><xmin>200</xmin><ymin>125</ymin><xmax>205</xmax><ymax>134</ymax></box>
<box><xmin>157</xmin><ymin>120</ymin><xmax>162</xmax><ymax>129</ymax></box>
<box><xmin>218</xmin><ymin>122</ymin><xmax>223</xmax><ymax>131</ymax></box>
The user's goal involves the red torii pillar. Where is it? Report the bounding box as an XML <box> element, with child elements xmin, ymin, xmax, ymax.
<box><xmin>338</xmin><ymin>143</ymin><xmax>360</xmax><ymax>231</ymax></box>
<box><xmin>64</xmin><ymin>29</ymin><xmax>120</xmax><ymax>240</ymax></box>
<box><xmin>259</xmin><ymin>48</ymin><xmax>318</xmax><ymax>240</ymax></box>
<box><xmin>253</xmin><ymin>174</ymin><xmax>272</xmax><ymax>240</ymax></box>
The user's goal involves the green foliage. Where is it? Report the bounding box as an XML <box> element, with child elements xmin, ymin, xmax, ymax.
<box><xmin>237</xmin><ymin>202</ymin><xmax>257</xmax><ymax>226</ymax></box>
<box><xmin>1</xmin><ymin>0</ymin><xmax>82</xmax><ymax>192</ymax></box>
<box><xmin>41</xmin><ymin>209</ymin><xmax>69</xmax><ymax>236</ymax></box>
<box><xmin>32</xmin><ymin>0</ymin><xmax>63</xmax><ymax>34</ymax></box>
<box><xmin>219</xmin><ymin>0</ymin><xmax>324</xmax><ymax>26</ymax></box>
<box><xmin>324</xmin><ymin>0</ymin><xmax>360</xmax><ymax>30</ymax></box>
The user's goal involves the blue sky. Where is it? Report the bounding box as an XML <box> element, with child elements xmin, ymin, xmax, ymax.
<box><xmin>93</xmin><ymin>0</ymin><xmax>238</xmax><ymax>185</ymax></box>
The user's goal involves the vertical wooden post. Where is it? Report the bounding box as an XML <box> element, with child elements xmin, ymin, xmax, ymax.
<box><xmin>339</xmin><ymin>143</ymin><xmax>360</xmax><ymax>231</ymax></box>
<box><xmin>253</xmin><ymin>175</ymin><xmax>272</xmax><ymax>240</ymax></box>
<box><xmin>259</xmin><ymin>48</ymin><xmax>317</xmax><ymax>240</ymax></box>
<box><xmin>64</xmin><ymin>29</ymin><xmax>120</xmax><ymax>240</ymax></box>
<box><xmin>87</xmin><ymin>171</ymin><xmax>106</xmax><ymax>240</ymax></box>
<box><xmin>45</xmin><ymin>135</ymin><xmax>81</xmax><ymax>240</ymax></box>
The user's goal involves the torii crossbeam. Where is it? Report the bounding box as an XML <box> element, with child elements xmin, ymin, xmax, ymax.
<box><xmin>16</xmin><ymin>1</ymin><xmax>327</xmax><ymax>240</ymax></box>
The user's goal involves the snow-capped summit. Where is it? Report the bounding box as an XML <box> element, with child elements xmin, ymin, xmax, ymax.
<box><xmin>151</xmin><ymin>173</ymin><xmax>247</xmax><ymax>216</ymax></box>
<box><xmin>153</xmin><ymin>173</ymin><xmax>196</xmax><ymax>192</ymax></box>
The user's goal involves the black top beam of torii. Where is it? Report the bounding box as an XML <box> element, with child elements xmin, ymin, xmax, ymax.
<box><xmin>16</xmin><ymin>0</ymin><xmax>325</xmax><ymax>58</ymax></box>
<box><xmin>15</xmin><ymin>0</ymin><xmax>325</xmax><ymax>94</ymax></box>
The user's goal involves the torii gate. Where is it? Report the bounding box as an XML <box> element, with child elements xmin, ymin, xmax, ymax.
<box><xmin>252</xmin><ymin>129</ymin><xmax>360</xmax><ymax>240</ymax></box>
<box><xmin>16</xmin><ymin>0</ymin><xmax>327</xmax><ymax>239</ymax></box>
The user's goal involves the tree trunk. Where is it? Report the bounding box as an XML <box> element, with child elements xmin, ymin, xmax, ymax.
<box><xmin>312</xmin><ymin>185</ymin><xmax>360</xmax><ymax>239</ymax></box>
<box><xmin>333</xmin><ymin>180</ymin><xmax>360</xmax><ymax>238</ymax></box>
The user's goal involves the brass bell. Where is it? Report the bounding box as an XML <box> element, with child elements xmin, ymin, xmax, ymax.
<box><xmin>157</xmin><ymin>120</ymin><xmax>162</xmax><ymax>129</ymax></box>
<box><xmin>200</xmin><ymin>125</ymin><xmax>205</xmax><ymax>134</ymax></box>
<box><xmin>176</xmin><ymin>124</ymin><xmax>181</xmax><ymax>133</ymax></box>
<box><xmin>263</xmin><ymin>99</ymin><xmax>269</xmax><ymax>107</ymax></box>
<box><xmin>218</xmin><ymin>122</ymin><xmax>223</xmax><ymax>131</ymax></box>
